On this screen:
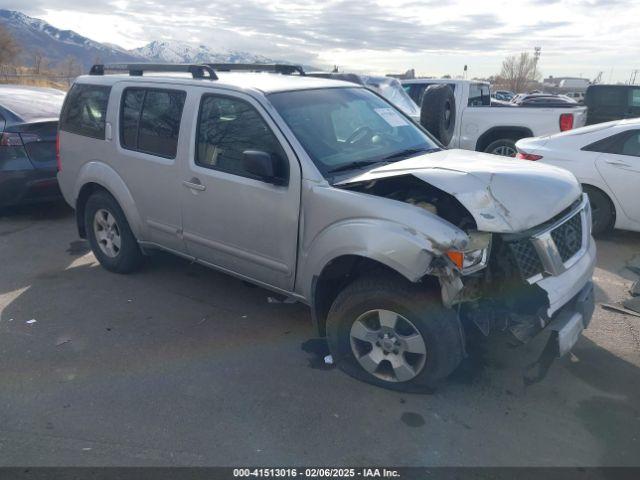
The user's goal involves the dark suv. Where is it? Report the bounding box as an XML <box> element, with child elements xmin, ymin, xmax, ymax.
<box><xmin>585</xmin><ymin>84</ymin><xmax>640</xmax><ymax>125</ymax></box>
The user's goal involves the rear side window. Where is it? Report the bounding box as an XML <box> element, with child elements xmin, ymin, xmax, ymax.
<box><xmin>120</xmin><ymin>87</ymin><xmax>186</xmax><ymax>159</ymax></box>
<box><xmin>587</xmin><ymin>87</ymin><xmax>628</xmax><ymax>108</ymax></box>
<box><xmin>583</xmin><ymin>130</ymin><xmax>640</xmax><ymax>155</ymax></box>
<box><xmin>468</xmin><ymin>83</ymin><xmax>491</xmax><ymax>107</ymax></box>
<box><xmin>60</xmin><ymin>84</ymin><xmax>111</xmax><ymax>139</ymax></box>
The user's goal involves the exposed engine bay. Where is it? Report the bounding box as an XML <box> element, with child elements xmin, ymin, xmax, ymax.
<box><xmin>338</xmin><ymin>174</ymin><xmax>556</xmax><ymax>343</ymax></box>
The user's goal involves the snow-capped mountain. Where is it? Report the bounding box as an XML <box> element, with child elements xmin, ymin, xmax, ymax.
<box><xmin>0</xmin><ymin>10</ymin><xmax>285</xmax><ymax>71</ymax></box>
<box><xmin>0</xmin><ymin>9</ymin><xmax>144</xmax><ymax>69</ymax></box>
<box><xmin>130</xmin><ymin>40</ymin><xmax>274</xmax><ymax>65</ymax></box>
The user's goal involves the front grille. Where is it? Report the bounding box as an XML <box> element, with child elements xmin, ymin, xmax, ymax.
<box><xmin>505</xmin><ymin>207</ymin><xmax>585</xmax><ymax>281</ymax></box>
<box><xmin>508</xmin><ymin>239</ymin><xmax>544</xmax><ymax>279</ymax></box>
<box><xmin>551</xmin><ymin>212</ymin><xmax>583</xmax><ymax>262</ymax></box>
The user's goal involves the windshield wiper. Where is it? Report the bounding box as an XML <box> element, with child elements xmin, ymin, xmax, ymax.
<box><xmin>327</xmin><ymin>160</ymin><xmax>387</xmax><ymax>174</ymax></box>
<box><xmin>382</xmin><ymin>147</ymin><xmax>440</xmax><ymax>161</ymax></box>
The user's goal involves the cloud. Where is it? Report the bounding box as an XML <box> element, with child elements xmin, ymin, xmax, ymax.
<box><xmin>13</xmin><ymin>0</ymin><xmax>640</xmax><ymax>80</ymax></box>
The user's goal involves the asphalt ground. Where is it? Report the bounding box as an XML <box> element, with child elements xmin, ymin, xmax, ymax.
<box><xmin>0</xmin><ymin>201</ymin><xmax>638</xmax><ymax>466</ymax></box>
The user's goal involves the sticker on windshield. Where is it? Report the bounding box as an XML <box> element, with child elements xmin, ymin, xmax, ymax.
<box><xmin>374</xmin><ymin>108</ymin><xmax>409</xmax><ymax>127</ymax></box>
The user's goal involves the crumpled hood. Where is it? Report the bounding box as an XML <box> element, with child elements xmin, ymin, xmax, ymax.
<box><xmin>337</xmin><ymin>149</ymin><xmax>582</xmax><ymax>233</ymax></box>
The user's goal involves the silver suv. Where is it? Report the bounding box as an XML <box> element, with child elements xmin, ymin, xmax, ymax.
<box><xmin>57</xmin><ymin>63</ymin><xmax>596</xmax><ymax>391</ymax></box>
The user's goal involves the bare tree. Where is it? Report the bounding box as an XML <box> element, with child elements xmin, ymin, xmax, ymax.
<box><xmin>0</xmin><ymin>25</ymin><xmax>19</xmax><ymax>65</ymax></box>
<box><xmin>33</xmin><ymin>50</ymin><xmax>48</xmax><ymax>74</ymax></box>
<box><xmin>499</xmin><ymin>52</ymin><xmax>541</xmax><ymax>93</ymax></box>
<box><xmin>61</xmin><ymin>55</ymin><xmax>82</xmax><ymax>83</ymax></box>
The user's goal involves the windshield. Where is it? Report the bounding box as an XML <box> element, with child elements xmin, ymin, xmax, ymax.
<box><xmin>269</xmin><ymin>87</ymin><xmax>439</xmax><ymax>176</ymax></box>
<box><xmin>361</xmin><ymin>76</ymin><xmax>421</xmax><ymax>117</ymax></box>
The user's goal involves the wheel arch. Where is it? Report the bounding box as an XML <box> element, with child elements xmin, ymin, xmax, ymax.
<box><xmin>476</xmin><ymin>126</ymin><xmax>533</xmax><ymax>152</ymax></box>
<box><xmin>581</xmin><ymin>183</ymin><xmax>617</xmax><ymax>230</ymax></box>
<box><xmin>310</xmin><ymin>255</ymin><xmax>440</xmax><ymax>337</ymax></box>
<box><xmin>73</xmin><ymin>162</ymin><xmax>143</xmax><ymax>240</ymax></box>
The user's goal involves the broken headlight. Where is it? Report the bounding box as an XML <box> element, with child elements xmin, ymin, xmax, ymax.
<box><xmin>446</xmin><ymin>232</ymin><xmax>492</xmax><ymax>275</ymax></box>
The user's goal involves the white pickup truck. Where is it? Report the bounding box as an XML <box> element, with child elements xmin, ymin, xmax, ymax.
<box><xmin>401</xmin><ymin>79</ymin><xmax>587</xmax><ymax>156</ymax></box>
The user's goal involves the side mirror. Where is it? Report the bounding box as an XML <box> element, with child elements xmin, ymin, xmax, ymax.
<box><xmin>242</xmin><ymin>150</ymin><xmax>287</xmax><ymax>185</ymax></box>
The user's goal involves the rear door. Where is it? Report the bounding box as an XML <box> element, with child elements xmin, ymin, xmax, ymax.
<box><xmin>180</xmin><ymin>89</ymin><xmax>301</xmax><ymax>290</ymax></box>
<box><xmin>595</xmin><ymin>129</ymin><xmax>640</xmax><ymax>222</ymax></box>
<box><xmin>112</xmin><ymin>83</ymin><xmax>187</xmax><ymax>253</ymax></box>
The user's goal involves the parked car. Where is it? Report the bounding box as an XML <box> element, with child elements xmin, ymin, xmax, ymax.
<box><xmin>565</xmin><ymin>91</ymin><xmax>585</xmax><ymax>104</ymax></box>
<box><xmin>516</xmin><ymin>119</ymin><xmax>640</xmax><ymax>234</ymax></box>
<box><xmin>585</xmin><ymin>84</ymin><xmax>640</xmax><ymax>125</ymax></box>
<box><xmin>492</xmin><ymin>90</ymin><xmax>515</xmax><ymax>101</ymax></box>
<box><xmin>58</xmin><ymin>63</ymin><xmax>595</xmax><ymax>391</ymax></box>
<box><xmin>401</xmin><ymin>79</ymin><xmax>587</xmax><ymax>156</ymax></box>
<box><xmin>511</xmin><ymin>93</ymin><xmax>579</xmax><ymax>107</ymax></box>
<box><xmin>0</xmin><ymin>85</ymin><xmax>64</xmax><ymax>208</ymax></box>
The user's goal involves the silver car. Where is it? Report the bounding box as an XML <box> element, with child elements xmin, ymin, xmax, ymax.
<box><xmin>57</xmin><ymin>63</ymin><xmax>596</xmax><ymax>391</ymax></box>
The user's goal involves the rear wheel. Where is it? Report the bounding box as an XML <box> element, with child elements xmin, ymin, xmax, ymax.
<box><xmin>326</xmin><ymin>274</ymin><xmax>464</xmax><ymax>391</ymax></box>
<box><xmin>583</xmin><ymin>185</ymin><xmax>615</xmax><ymax>235</ymax></box>
<box><xmin>85</xmin><ymin>191</ymin><xmax>143</xmax><ymax>273</ymax></box>
<box><xmin>484</xmin><ymin>139</ymin><xmax>517</xmax><ymax>157</ymax></box>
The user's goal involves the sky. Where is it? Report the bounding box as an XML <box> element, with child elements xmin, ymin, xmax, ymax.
<box><xmin>7</xmin><ymin>0</ymin><xmax>640</xmax><ymax>82</ymax></box>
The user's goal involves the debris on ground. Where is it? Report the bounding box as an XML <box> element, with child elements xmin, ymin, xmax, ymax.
<box><xmin>56</xmin><ymin>337</ymin><xmax>71</xmax><ymax>346</ymax></box>
<box><xmin>602</xmin><ymin>303</ymin><xmax>640</xmax><ymax>318</ymax></box>
<box><xmin>267</xmin><ymin>296</ymin><xmax>297</xmax><ymax>304</ymax></box>
<box><xmin>26</xmin><ymin>319</ymin><xmax>37</xmax><ymax>324</ymax></box>
<box><xmin>197</xmin><ymin>317</ymin><xmax>207</xmax><ymax>325</ymax></box>
<box><xmin>623</xmin><ymin>297</ymin><xmax>640</xmax><ymax>315</ymax></box>
<box><xmin>324</xmin><ymin>354</ymin><xmax>334</xmax><ymax>365</ymax></box>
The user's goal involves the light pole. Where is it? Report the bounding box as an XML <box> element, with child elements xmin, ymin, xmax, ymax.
<box><xmin>532</xmin><ymin>47</ymin><xmax>541</xmax><ymax>89</ymax></box>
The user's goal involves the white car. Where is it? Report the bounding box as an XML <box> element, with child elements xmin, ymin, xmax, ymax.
<box><xmin>516</xmin><ymin>119</ymin><xmax>640</xmax><ymax>234</ymax></box>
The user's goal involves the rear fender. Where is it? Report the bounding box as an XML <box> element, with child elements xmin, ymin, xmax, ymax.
<box><xmin>73</xmin><ymin>161</ymin><xmax>144</xmax><ymax>239</ymax></box>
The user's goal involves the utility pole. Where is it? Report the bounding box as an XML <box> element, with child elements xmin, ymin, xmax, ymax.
<box><xmin>532</xmin><ymin>47</ymin><xmax>541</xmax><ymax>86</ymax></box>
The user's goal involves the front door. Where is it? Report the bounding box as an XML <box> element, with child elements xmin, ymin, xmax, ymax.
<box><xmin>180</xmin><ymin>90</ymin><xmax>301</xmax><ymax>291</ymax></box>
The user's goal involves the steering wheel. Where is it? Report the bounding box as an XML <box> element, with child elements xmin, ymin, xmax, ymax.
<box><xmin>345</xmin><ymin>126</ymin><xmax>374</xmax><ymax>145</ymax></box>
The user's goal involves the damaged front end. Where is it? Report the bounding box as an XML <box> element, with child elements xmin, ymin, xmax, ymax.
<box><xmin>438</xmin><ymin>193</ymin><xmax>596</xmax><ymax>354</ymax></box>
<box><xmin>338</xmin><ymin>171</ymin><xmax>595</xmax><ymax>356</ymax></box>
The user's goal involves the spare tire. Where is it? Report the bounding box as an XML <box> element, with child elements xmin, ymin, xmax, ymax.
<box><xmin>420</xmin><ymin>84</ymin><xmax>456</xmax><ymax>146</ymax></box>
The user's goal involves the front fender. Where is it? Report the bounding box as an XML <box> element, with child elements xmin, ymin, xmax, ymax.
<box><xmin>298</xmin><ymin>217</ymin><xmax>464</xmax><ymax>300</ymax></box>
<box><xmin>74</xmin><ymin>161</ymin><xmax>144</xmax><ymax>239</ymax></box>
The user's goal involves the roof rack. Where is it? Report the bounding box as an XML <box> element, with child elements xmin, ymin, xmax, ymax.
<box><xmin>205</xmin><ymin>63</ymin><xmax>305</xmax><ymax>76</ymax></box>
<box><xmin>89</xmin><ymin>63</ymin><xmax>218</xmax><ymax>80</ymax></box>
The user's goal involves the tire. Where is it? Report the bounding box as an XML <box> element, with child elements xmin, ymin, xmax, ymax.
<box><xmin>484</xmin><ymin>138</ymin><xmax>518</xmax><ymax>157</ymax></box>
<box><xmin>84</xmin><ymin>190</ymin><xmax>143</xmax><ymax>273</ymax></box>
<box><xmin>583</xmin><ymin>185</ymin><xmax>615</xmax><ymax>235</ymax></box>
<box><xmin>326</xmin><ymin>274</ymin><xmax>464</xmax><ymax>392</ymax></box>
<box><xmin>420</xmin><ymin>84</ymin><xmax>456</xmax><ymax>146</ymax></box>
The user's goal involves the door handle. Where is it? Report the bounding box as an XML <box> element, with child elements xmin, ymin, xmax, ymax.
<box><xmin>183</xmin><ymin>178</ymin><xmax>206</xmax><ymax>191</ymax></box>
<box><xmin>605</xmin><ymin>160</ymin><xmax>631</xmax><ymax>167</ymax></box>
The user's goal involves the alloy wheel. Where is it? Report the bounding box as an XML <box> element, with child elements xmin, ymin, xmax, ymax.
<box><xmin>93</xmin><ymin>209</ymin><xmax>121</xmax><ymax>258</ymax></box>
<box><xmin>349</xmin><ymin>309</ymin><xmax>427</xmax><ymax>382</ymax></box>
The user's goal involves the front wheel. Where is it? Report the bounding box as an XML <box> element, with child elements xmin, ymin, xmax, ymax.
<box><xmin>326</xmin><ymin>274</ymin><xmax>464</xmax><ymax>391</ymax></box>
<box><xmin>484</xmin><ymin>139</ymin><xmax>517</xmax><ymax>157</ymax></box>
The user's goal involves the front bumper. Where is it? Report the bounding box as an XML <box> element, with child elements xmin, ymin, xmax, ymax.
<box><xmin>546</xmin><ymin>279</ymin><xmax>595</xmax><ymax>357</ymax></box>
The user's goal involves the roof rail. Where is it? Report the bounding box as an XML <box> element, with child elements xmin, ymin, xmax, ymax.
<box><xmin>89</xmin><ymin>63</ymin><xmax>218</xmax><ymax>80</ymax></box>
<box><xmin>205</xmin><ymin>63</ymin><xmax>305</xmax><ymax>76</ymax></box>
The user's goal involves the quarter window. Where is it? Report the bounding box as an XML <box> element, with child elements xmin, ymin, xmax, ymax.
<box><xmin>120</xmin><ymin>88</ymin><xmax>186</xmax><ymax>158</ymax></box>
<box><xmin>195</xmin><ymin>95</ymin><xmax>288</xmax><ymax>181</ymax></box>
<box><xmin>60</xmin><ymin>84</ymin><xmax>111</xmax><ymax>139</ymax></box>
<box><xmin>620</xmin><ymin>131</ymin><xmax>640</xmax><ymax>157</ymax></box>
